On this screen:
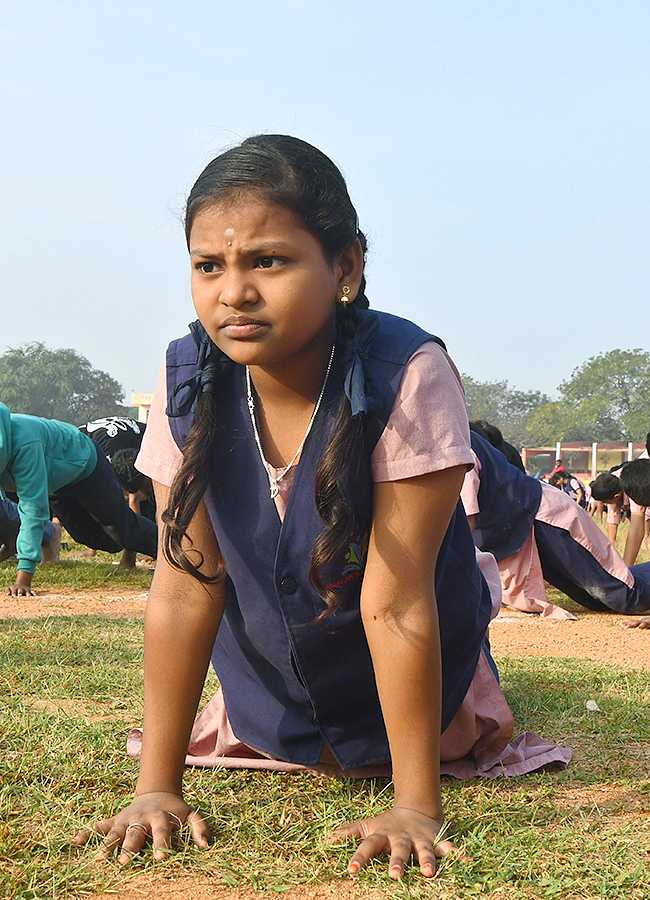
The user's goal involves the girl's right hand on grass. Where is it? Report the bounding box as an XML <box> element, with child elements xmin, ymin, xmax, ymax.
<box><xmin>73</xmin><ymin>791</ymin><xmax>211</xmax><ymax>864</ymax></box>
<box><xmin>329</xmin><ymin>806</ymin><xmax>460</xmax><ymax>879</ymax></box>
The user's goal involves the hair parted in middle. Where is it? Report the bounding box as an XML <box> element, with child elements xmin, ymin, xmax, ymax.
<box><xmin>163</xmin><ymin>134</ymin><xmax>370</xmax><ymax>616</ymax></box>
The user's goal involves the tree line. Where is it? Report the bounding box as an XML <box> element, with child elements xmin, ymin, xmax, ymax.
<box><xmin>0</xmin><ymin>343</ymin><xmax>130</xmax><ymax>424</ymax></box>
<box><xmin>0</xmin><ymin>342</ymin><xmax>648</xmax><ymax>447</ymax></box>
<box><xmin>464</xmin><ymin>349</ymin><xmax>650</xmax><ymax>448</ymax></box>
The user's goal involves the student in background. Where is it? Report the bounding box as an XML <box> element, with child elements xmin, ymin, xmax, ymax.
<box><xmin>619</xmin><ymin>457</ymin><xmax>650</xmax><ymax>564</ymax></box>
<box><xmin>590</xmin><ymin>472</ymin><xmax>624</xmax><ymax>543</ymax></box>
<box><xmin>79</xmin><ymin>417</ymin><xmax>146</xmax><ymax>462</ymax></box>
<box><xmin>462</xmin><ymin>429</ymin><xmax>650</xmax><ymax>619</ymax></box>
<box><xmin>74</xmin><ymin>418</ymin><xmax>151</xmax><ymax>568</ymax></box>
<box><xmin>0</xmin><ymin>403</ymin><xmax>157</xmax><ymax>595</ymax></box>
<box><xmin>548</xmin><ymin>470</ymin><xmax>587</xmax><ymax>508</ymax></box>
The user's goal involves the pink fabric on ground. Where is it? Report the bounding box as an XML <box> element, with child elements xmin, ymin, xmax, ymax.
<box><xmin>499</xmin><ymin>531</ymin><xmax>577</xmax><ymax>620</ymax></box>
<box><xmin>538</xmin><ymin>482</ymin><xmax>634</xmax><ymax>588</ymax></box>
<box><xmin>460</xmin><ymin>453</ymin><xmax>576</xmax><ymax>619</ymax></box>
<box><xmin>127</xmin><ymin>650</ymin><xmax>571</xmax><ymax>779</ymax></box>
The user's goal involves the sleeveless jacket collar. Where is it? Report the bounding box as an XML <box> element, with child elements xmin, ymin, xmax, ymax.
<box><xmin>165</xmin><ymin>311</ymin><xmax>491</xmax><ymax>769</ymax></box>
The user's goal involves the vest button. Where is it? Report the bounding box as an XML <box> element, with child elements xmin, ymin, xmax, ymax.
<box><xmin>280</xmin><ymin>577</ymin><xmax>298</xmax><ymax>595</ymax></box>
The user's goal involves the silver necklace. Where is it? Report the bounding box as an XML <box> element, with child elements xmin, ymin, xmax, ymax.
<box><xmin>246</xmin><ymin>344</ymin><xmax>336</xmax><ymax>499</ymax></box>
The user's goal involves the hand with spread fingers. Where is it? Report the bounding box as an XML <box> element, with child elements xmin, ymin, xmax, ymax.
<box><xmin>73</xmin><ymin>792</ymin><xmax>210</xmax><ymax>865</ymax></box>
<box><xmin>328</xmin><ymin>806</ymin><xmax>460</xmax><ymax>879</ymax></box>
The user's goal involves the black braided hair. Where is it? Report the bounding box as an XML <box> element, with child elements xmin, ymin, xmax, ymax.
<box><xmin>162</xmin><ymin>367</ymin><xmax>226</xmax><ymax>583</ymax></box>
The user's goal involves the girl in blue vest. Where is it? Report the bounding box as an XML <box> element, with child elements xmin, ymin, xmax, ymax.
<box><xmin>75</xmin><ymin>135</ymin><xmax>568</xmax><ymax>876</ymax></box>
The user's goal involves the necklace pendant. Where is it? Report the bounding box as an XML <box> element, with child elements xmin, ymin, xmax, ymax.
<box><xmin>246</xmin><ymin>345</ymin><xmax>335</xmax><ymax>507</ymax></box>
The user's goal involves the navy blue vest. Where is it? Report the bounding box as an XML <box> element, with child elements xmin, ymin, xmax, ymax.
<box><xmin>470</xmin><ymin>432</ymin><xmax>542</xmax><ymax>562</ymax></box>
<box><xmin>166</xmin><ymin>310</ymin><xmax>492</xmax><ymax>770</ymax></box>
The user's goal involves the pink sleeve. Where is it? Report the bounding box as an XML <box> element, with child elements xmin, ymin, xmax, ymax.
<box><xmin>460</xmin><ymin>452</ymin><xmax>481</xmax><ymax>515</ymax></box>
<box><xmin>135</xmin><ymin>363</ymin><xmax>184</xmax><ymax>487</ymax></box>
<box><xmin>606</xmin><ymin>497</ymin><xmax>622</xmax><ymax>525</ymax></box>
<box><xmin>371</xmin><ymin>341</ymin><xmax>475</xmax><ymax>482</ymax></box>
<box><xmin>630</xmin><ymin>450</ymin><xmax>650</xmax><ymax>518</ymax></box>
<box><xmin>629</xmin><ymin>497</ymin><xmax>649</xmax><ymax>517</ymax></box>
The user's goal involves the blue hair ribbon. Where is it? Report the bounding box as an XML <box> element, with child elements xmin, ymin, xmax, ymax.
<box><xmin>169</xmin><ymin>312</ymin><xmax>382</xmax><ymax>420</ymax></box>
<box><xmin>339</xmin><ymin>309</ymin><xmax>382</xmax><ymax>418</ymax></box>
<box><xmin>166</xmin><ymin>320</ymin><xmax>225</xmax><ymax>418</ymax></box>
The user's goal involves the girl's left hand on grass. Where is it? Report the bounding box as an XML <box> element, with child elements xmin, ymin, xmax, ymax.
<box><xmin>327</xmin><ymin>806</ymin><xmax>462</xmax><ymax>879</ymax></box>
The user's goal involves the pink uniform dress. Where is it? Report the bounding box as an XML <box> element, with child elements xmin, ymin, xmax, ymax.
<box><xmin>132</xmin><ymin>342</ymin><xmax>570</xmax><ymax>778</ymax></box>
<box><xmin>461</xmin><ymin>453</ymin><xmax>577</xmax><ymax>620</ymax></box>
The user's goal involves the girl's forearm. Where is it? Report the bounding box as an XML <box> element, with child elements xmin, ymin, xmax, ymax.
<box><xmin>360</xmin><ymin>467</ymin><xmax>468</xmax><ymax>823</ymax></box>
<box><xmin>624</xmin><ymin>513</ymin><xmax>645</xmax><ymax>566</ymax></box>
<box><xmin>363</xmin><ymin>593</ymin><xmax>443</xmax><ymax>820</ymax></box>
<box><xmin>136</xmin><ymin>586</ymin><xmax>223</xmax><ymax>796</ymax></box>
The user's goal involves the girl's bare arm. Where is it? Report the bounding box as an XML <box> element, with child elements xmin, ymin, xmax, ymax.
<box><xmin>624</xmin><ymin>511</ymin><xmax>646</xmax><ymax>566</ymax></box>
<box><xmin>330</xmin><ymin>464</ymin><xmax>468</xmax><ymax>878</ymax></box>
<box><xmin>74</xmin><ymin>480</ymin><xmax>226</xmax><ymax>862</ymax></box>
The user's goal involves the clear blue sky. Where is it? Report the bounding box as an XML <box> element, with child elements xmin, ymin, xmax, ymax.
<box><xmin>1</xmin><ymin>1</ymin><xmax>649</xmax><ymax>402</ymax></box>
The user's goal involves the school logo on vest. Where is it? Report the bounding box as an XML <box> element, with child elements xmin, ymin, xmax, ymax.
<box><xmin>326</xmin><ymin>531</ymin><xmax>369</xmax><ymax>590</ymax></box>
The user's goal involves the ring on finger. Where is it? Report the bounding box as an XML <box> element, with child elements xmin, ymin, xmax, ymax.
<box><xmin>125</xmin><ymin>822</ymin><xmax>148</xmax><ymax>836</ymax></box>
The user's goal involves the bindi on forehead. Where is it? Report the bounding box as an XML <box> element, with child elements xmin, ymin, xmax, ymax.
<box><xmin>224</xmin><ymin>227</ymin><xmax>235</xmax><ymax>246</ymax></box>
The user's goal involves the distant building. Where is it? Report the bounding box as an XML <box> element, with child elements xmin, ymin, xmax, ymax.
<box><xmin>131</xmin><ymin>392</ymin><xmax>154</xmax><ymax>423</ymax></box>
<box><xmin>522</xmin><ymin>441</ymin><xmax>646</xmax><ymax>480</ymax></box>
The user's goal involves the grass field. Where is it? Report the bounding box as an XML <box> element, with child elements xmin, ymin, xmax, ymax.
<box><xmin>0</xmin><ymin>527</ymin><xmax>649</xmax><ymax>899</ymax></box>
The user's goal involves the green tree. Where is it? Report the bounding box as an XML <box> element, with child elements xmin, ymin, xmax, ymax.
<box><xmin>524</xmin><ymin>399</ymin><xmax>611</xmax><ymax>445</ymax></box>
<box><xmin>526</xmin><ymin>349</ymin><xmax>650</xmax><ymax>444</ymax></box>
<box><xmin>0</xmin><ymin>342</ymin><xmax>128</xmax><ymax>424</ymax></box>
<box><xmin>462</xmin><ymin>375</ymin><xmax>548</xmax><ymax>447</ymax></box>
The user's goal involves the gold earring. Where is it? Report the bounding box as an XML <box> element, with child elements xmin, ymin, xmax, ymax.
<box><xmin>340</xmin><ymin>285</ymin><xmax>352</xmax><ymax>305</ymax></box>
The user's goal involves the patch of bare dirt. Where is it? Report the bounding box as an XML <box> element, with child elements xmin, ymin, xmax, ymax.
<box><xmin>91</xmin><ymin>878</ymin><xmax>392</xmax><ymax>900</ymax></box>
<box><xmin>0</xmin><ymin>588</ymin><xmax>147</xmax><ymax>619</ymax></box>
<box><xmin>22</xmin><ymin>696</ymin><xmax>127</xmax><ymax>721</ymax></box>
<box><xmin>4</xmin><ymin>590</ymin><xmax>648</xmax><ymax>670</ymax></box>
<box><xmin>489</xmin><ymin>608</ymin><xmax>650</xmax><ymax>670</ymax></box>
<box><xmin>553</xmin><ymin>784</ymin><xmax>650</xmax><ymax>820</ymax></box>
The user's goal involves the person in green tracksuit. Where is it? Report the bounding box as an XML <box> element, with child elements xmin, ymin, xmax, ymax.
<box><xmin>0</xmin><ymin>403</ymin><xmax>157</xmax><ymax>596</ymax></box>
